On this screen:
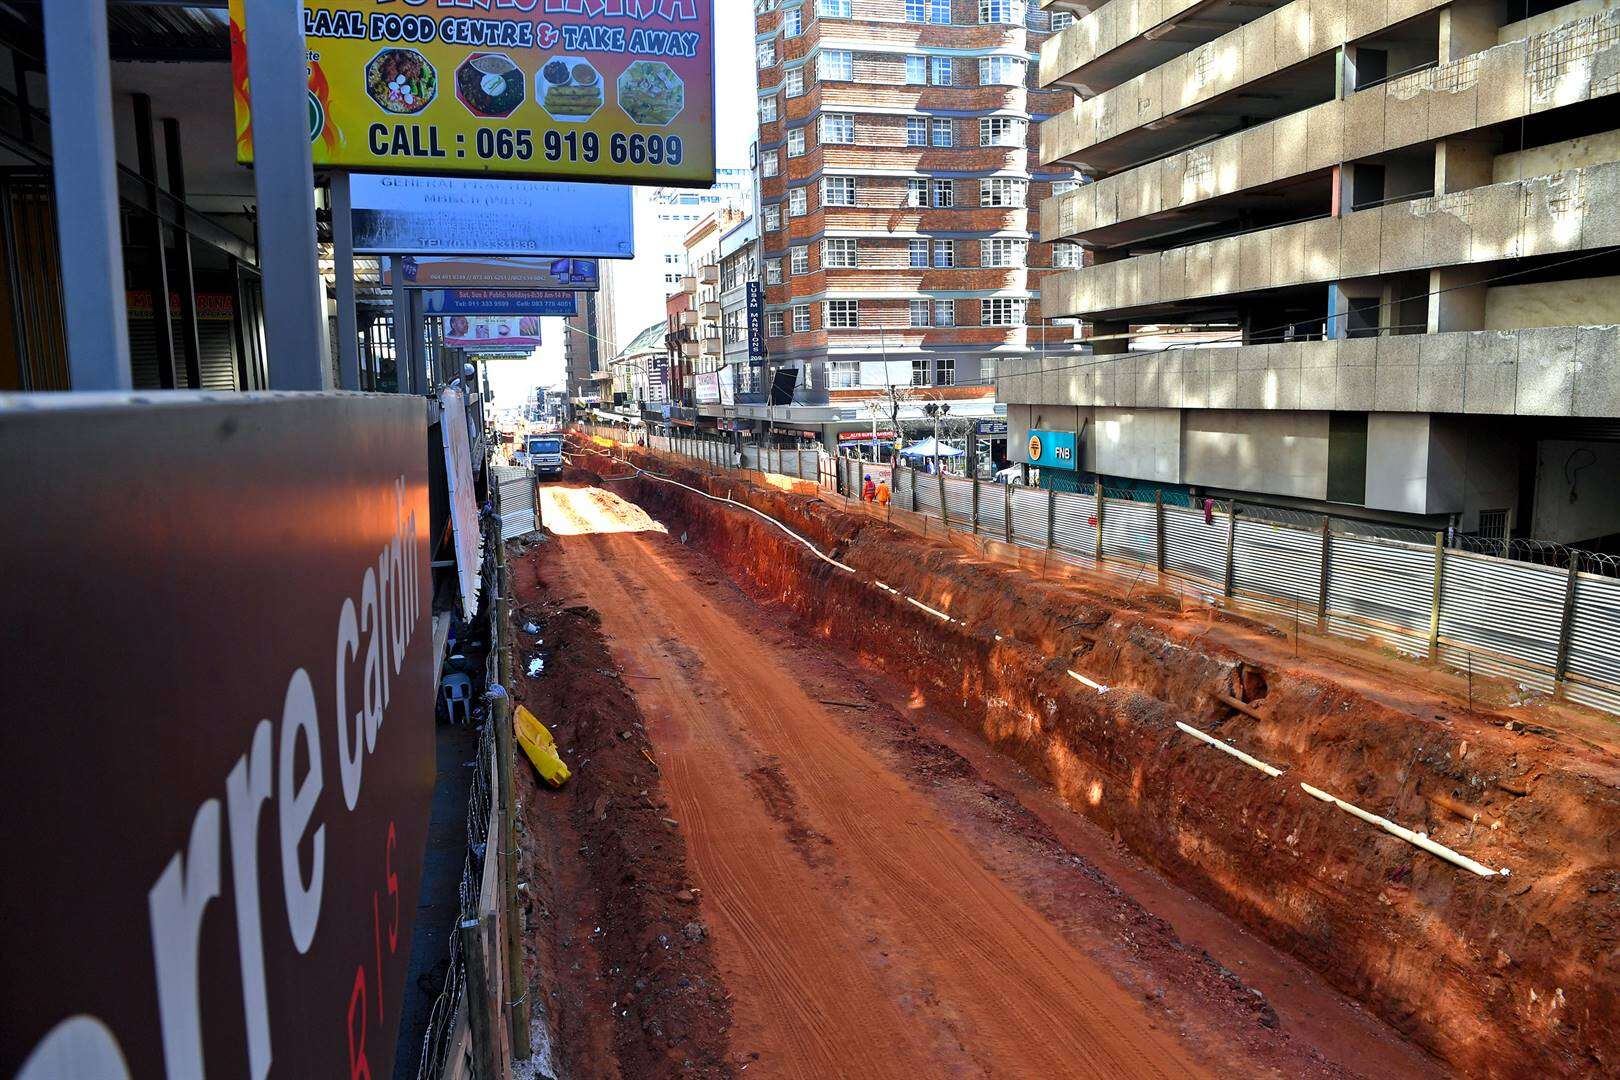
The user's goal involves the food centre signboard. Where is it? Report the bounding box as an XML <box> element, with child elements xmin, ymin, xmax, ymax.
<box><xmin>2</xmin><ymin>394</ymin><xmax>434</xmax><ymax>1080</ymax></box>
<box><xmin>350</xmin><ymin>175</ymin><xmax>633</xmax><ymax>256</ymax></box>
<box><xmin>228</xmin><ymin>0</ymin><xmax>716</xmax><ymax>186</ymax></box>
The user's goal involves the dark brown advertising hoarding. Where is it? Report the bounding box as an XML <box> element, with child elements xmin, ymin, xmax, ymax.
<box><xmin>0</xmin><ymin>393</ymin><xmax>436</xmax><ymax>1080</ymax></box>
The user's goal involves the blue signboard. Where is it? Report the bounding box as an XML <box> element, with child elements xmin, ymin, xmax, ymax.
<box><xmin>746</xmin><ymin>281</ymin><xmax>767</xmax><ymax>360</ymax></box>
<box><xmin>1026</xmin><ymin>428</ymin><xmax>1078</xmax><ymax>470</ymax></box>
<box><xmin>421</xmin><ymin>289</ymin><xmax>578</xmax><ymax>317</ymax></box>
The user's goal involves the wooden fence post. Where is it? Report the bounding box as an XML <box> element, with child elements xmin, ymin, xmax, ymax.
<box><xmin>1554</xmin><ymin>554</ymin><xmax>1582</xmax><ymax>692</ymax></box>
<box><xmin>1428</xmin><ymin>531</ymin><xmax>1446</xmax><ymax>661</ymax></box>
<box><xmin>1046</xmin><ymin>486</ymin><xmax>1056</xmax><ymax>550</ymax></box>
<box><xmin>461</xmin><ymin>914</ymin><xmax>500</xmax><ymax>1080</ymax></box>
<box><xmin>971</xmin><ymin>477</ymin><xmax>980</xmax><ymax>534</ymax></box>
<box><xmin>937</xmin><ymin>469</ymin><xmax>949</xmax><ymax>533</ymax></box>
<box><xmin>1223</xmin><ymin>502</ymin><xmax>1238</xmax><ymax>598</ymax></box>
<box><xmin>1004</xmin><ymin>482</ymin><xmax>1013</xmax><ymax>543</ymax></box>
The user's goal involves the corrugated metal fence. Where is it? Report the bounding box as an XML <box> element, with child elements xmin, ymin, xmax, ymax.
<box><xmin>575</xmin><ymin>423</ymin><xmax>1620</xmax><ymax>717</ymax></box>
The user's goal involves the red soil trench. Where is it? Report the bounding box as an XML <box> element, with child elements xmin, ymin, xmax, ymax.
<box><xmin>556</xmin><ymin>441</ymin><xmax>1620</xmax><ymax>1079</ymax></box>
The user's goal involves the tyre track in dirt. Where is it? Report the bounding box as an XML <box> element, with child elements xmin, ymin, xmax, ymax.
<box><xmin>538</xmin><ymin>487</ymin><xmax>1211</xmax><ymax>1079</ymax></box>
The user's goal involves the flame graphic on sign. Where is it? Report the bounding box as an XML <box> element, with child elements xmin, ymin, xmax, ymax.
<box><xmin>230</xmin><ymin>17</ymin><xmax>342</xmax><ymax>157</ymax></box>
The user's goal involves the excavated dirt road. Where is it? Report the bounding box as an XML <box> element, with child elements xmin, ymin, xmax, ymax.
<box><xmin>524</xmin><ymin>483</ymin><xmax>1439</xmax><ymax>1079</ymax></box>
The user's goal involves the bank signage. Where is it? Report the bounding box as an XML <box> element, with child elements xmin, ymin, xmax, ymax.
<box><xmin>229</xmin><ymin>0</ymin><xmax>716</xmax><ymax>186</ymax></box>
<box><xmin>1026</xmin><ymin>428</ymin><xmax>1078</xmax><ymax>470</ymax></box>
<box><xmin>350</xmin><ymin>175</ymin><xmax>633</xmax><ymax>257</ymax></box>
<box><xmin>421</xmin><ymin>288</ymin><xmax>577</xmax><ymax>317</ymax></box>
<box><xmin>387</xmin><ymin>255</ymin><xmax>599</xmax><ymax>290</ymax></box>
<box><xmin>2</xmin><ymin>394</ymin><xmax>435</xmax><ymax>1080</ymax></box>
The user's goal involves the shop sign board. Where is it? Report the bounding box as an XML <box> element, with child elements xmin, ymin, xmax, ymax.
<box><xmin>976</xmin><ymin>419</ymin><xmax>1008</xmax><ymax>436</ymax></box>
<box><xmin>694</xmin><ymin>370</ymin><xmax>720</xmax><ymax>404</ymax></box>
<box><xmin>229</xmin><ymin>0</ymin><xmax>716</xmax><ymax>186</ymax></box>
<box><xmin>440</xmin><ymin>314</ymin><xmax>543</xmax><ymax>349</ymax></box>
<box><xmin>350</xmin><ymin>175</ymin><xmax>633</xmax><ymax>257</ymax></box>
<box><xmin>421</xmin><ymin>289</ymin><xmax>577</xmax><ymax>317</ymax></box>
<box><xmin>1026</xmin><ymin>428</ymin><xmax>1078</xmax><ymax>470</ymax></box>
<box><xmin>1</xmin><ymin>393</ymin><xmax>434</xmax><ymax>1080</ymax></box>
<box><xmin>387</xmin><ymin>255</ymin><xmax>599</xmax><ymax>290</ymax></box>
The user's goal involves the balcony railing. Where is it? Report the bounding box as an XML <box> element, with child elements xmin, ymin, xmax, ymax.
<box><xmin>698</xmin><ymin>265</ymin><xmax>719</xmax><ymax>285</ymax></box>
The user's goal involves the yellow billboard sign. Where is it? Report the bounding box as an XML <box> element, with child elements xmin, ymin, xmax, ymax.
<box><xmin>229</xmin><ymin>1</ymin><xmax>715</xmax><ymax>186</ymax></box>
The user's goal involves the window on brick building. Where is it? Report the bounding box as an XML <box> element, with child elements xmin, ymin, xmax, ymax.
<box><xmin>930</xmin><ymin>118</ymin><xmax>953</xmax><ymax>146</ymax></box>
<box><xmin>822</xmin><ymin>113</ymin><xmax>854</xmax><ymax>143</ymax></box>
<box><xmin>931</xmin><ymin>179</ymin><xmax>954</xmax><ymax>207</ymax></box>
<box><xmin>763</xmin><ymin>204</ymin><xmax>781</xmax><ymax>230</ymax></box>
<box><xmin>790</xmin><ymin>245</ymin><xmax>810</xmax><ymax>274</ymax></box>
<box><xmin>981</xmin><ymin>297</ymin><xmax>1025</xmax><ymax>325</ymax></box>
<box><xmin>819</xmin><ymin>49</ymin><xmax>852</xmax><ymax>80</ymax></box>
<box><xmin>930</xmin><ymin>57</ymin><xmax>952</xmax><ymax>85</ymax></box>
<box><xmin>979</xmin><ymin>0</ymin><xmax>1020</xmax><ymax>23</ymax></box>
<box><xmin>761</xmin><ymin>150</ymin><xmax>779</xmax><ymax>177</ymax></box>
<box><xmin>757</xmin><ymin>41</ymin><xmax>775</xmax><ymax>67</ymax></box>
<box><xmin>907</xmin><ymin>178</ymin><xmax>928</xmax><ymax>206</ymax></box>
<box><xmin>1052</xmin><ymin>242</ymin><xmax>1082</xmax><ymax>268</ymax></box>
<box><xmin>929</xmin><ymin>0</ymin><xmax>951</xmax><ymax>21</ymax></box>
<box><xmin>979</xmin><ymin>116</ymin><xmax>1024</xmax><ymax>146</ymax></box>
<box><xmin>823</xmin><ymin>175</ymin><xmax>857</xmax><ymax>205</ymax></box>
<box><xmin>786</xmin><ymin>68</ymin><xmax>804</xmax><ymax>96</ymax></box>
<box><xmin>911</xmin><ymin>359</ymin><xmax>929</xmax><ymax>385</ymax></box>
<box><xmin>1049</xmin><ymin>10</ymin><xmax>1073</xmax><ymax>30</ymax></box>
<box><xmin>788</xmin><ymin>187</ymin><xmax>807</xmax><ymax>215</ymax></box>
<box><xmin>792</xmin><ymin>304</ymin><xmax>812</xmax><ymax>332</ymax></box>
<box><xmin>978</xmin><ymin>56</ymin><xmax>1024</xmax><ymax>85</ymax></box>
<box><xmin>980</xmin><ymin>177</ymin><xmax>1026</xmax><ymax>206</ymax></box>
<box><xmin>787</xmin><ymin>128</ymin><xmax>806</xmax><ymax>156</ymax></box>
<box><xmin>936</xmin><ymin>357</ymin><xmax>955</xmax><ymax>385</ymax></box>
<box><xmin>932</xmin><ymin>238</ymin><xmax>954</xmax><ymax>266</ymax></box>
<box><xmin>934</xmin><ymin>299</ymin><xmax>956</xmax><ymax>325</ymax></box>
<box><xmin>905</xmin><ymin>55</ymin><xmax>926</xmax><ymax>84</ymax></box>
<box><xmin>766</xmin><ymin>258</ymin><xmax>784</xmax><ymax>284</ymax></box>
<box><xmin>906</xmin><ymin>116</ymin><xmax>928</xmax><ymax>145</ymax></box>
<box><xmin>759</xmin><ymin>95</ymin><xmax>778</xmax><ymax>123</ymax></box>
<box><xmin>825</xmin><ymin>299</ymin><xmax>859</xmax><ymax>327</ymax></box>
<box><xmin>784</xmin><ymin>6</ymin><xmax>803</xmax><ymax>34</ymax></box>
<box><xmin>823</xmin><ymin>238</ymin><xmax>857</xmax><ymax>267</ymax></box>
<box><xmin>818</xmin><ymin>0</ymin><xmax>851</xmax><ymax>15</ymax></box>
<box><xmin>980</xmin><ymin>238</ymin><xmax>1027</xmax><ymax>267</ymax></box>
<box><xmin>769</xmin><ymin>311</ymin><xmax>786</xmax><ymax>337</ymax></box>
<box><xmin>909</xmin><ymin>300</ymin><xmax>931</xmax><ymax>327</ymax></box>
<box><xmin>908</xmin><ymin>239</ymin><xmax>929</xmax><ymax>267</ymax></box>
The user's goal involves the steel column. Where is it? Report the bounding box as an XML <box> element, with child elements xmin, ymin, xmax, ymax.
<box><xmin>1223</xmin><ymin>503</ymin><xmax>1238</xmax><ymax>598</ymax></box>
<box><xmin>1428</xmin><ymin>532</ymin><xmax>1446</xmax><ymax>660</ymax></box>
<box><xmin>1094</xmin><ymin>478</ymin><xmax>1105</xmax><ymax>562</ymax></box>
<box><xmin>330</xmin><ymin>171</ymin><xmax>362</xmax><ymax>390</ymax></box>
<box><xmin>43</xmin><ymin>0</ymin><xmax>131</xmax><ymax>390</ymax></box>
<box><xmin>163</xmin><ymin>116</ymin><xmax>204</xmax><ymax>389</ymax></box>
<box><xmin>132</xmin><ymin>94</ymin><xmax>176</xmax><ymax>389</ymax></box>
<box><xmin>243</xmin><ymin>0</ymin><xmax>331</xmax><ymax>389</ymax></box>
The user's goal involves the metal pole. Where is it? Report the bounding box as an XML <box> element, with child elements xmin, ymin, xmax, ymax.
<box><xmin>132</xmin><ymin>94</ymin><xmax>177</xmax><ymax>389</ymax></box>
<box><xmin>44</xmin><ymin>0</ymin><xmax>131</xmax><ymax>389</ymax></box>
<box><xmin>163</xmin><ymin>116</ymin><xmax>204</xmax><ymax>390</ymax></box>
<box><xmin>1428</xmin><ymin>531</ymin><xmax>1445</xmax><ymax>661</ymax></box>
<box><xmin>331</xmin><ymin>171</ymin><xmax>362</xmax><ymax>390</ymax></box>
<box><xmin>243</xmin><ymin>0</ymin><xmax>331</xmax><ymax>389</ymax></box>
<box><xmin>1046</xmin><ymin>485</ymin><xmax>1056</xmax><ymax>550</ymax></box>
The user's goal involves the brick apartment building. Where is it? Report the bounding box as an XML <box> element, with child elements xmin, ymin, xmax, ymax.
<box><xmin>751</xmin><ymin>0</ymin><xmax>1086</xmax><ymax>428</ymax></box>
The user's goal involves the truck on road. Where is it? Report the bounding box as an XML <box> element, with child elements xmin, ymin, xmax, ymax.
<box><xmin>522</xmin><ymin>433</ymin><xmax>565</xmax><ymax>477</ymax></box>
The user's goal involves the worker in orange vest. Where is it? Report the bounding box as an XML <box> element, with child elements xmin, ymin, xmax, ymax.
<box><xmin>876</xmin><ymin>478</ymin><xmax>891</xmax><ymax>506</ymax></box>
<box><xmin>862</xmin><ymin>474</ymin><xmax>877</xmax><ymax>501</ymax></box>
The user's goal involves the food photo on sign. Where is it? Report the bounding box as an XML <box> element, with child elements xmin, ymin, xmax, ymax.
<box><xmin>228</xmin><ymin>0</ymin><xmax>716</xmax><ymax>186</ymax></box>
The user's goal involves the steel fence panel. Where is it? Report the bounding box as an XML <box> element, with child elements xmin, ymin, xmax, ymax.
<box><xmin>914</xmin><ymin>471</ymin><xmax>942</xmax><ymax>516</ymax></box>
<box><xmin>1010</xmin><ymin>486</ymin><xmax>1048</xmax><ymax>548</ymax></box>
<box><xmin>943</xmin><ymin>476</ymin><xmax>974</xmax><ymax>525</ymax></box>
<box><xmin>1100</xmin><ymin>498</ymin><xmax>1155</xmax><ymax>565</ymax></box>
<box><xmin>1326</xmin><ymin>533</ymin><xmax>1434</xmax><ymax>656</ymax></box>
<box><xmin>1436</xmin><ymin>551</ymin><xmax>1564</xmax><ymax>688</ymax></box>
<box><xmin>1164</xmin><ymin>505</ymin><xmax>1225</xmax><ymax>586</ymax></box>
<box><xmin>1562</xmin><ymin>571</ymin><xmax>1620</xmax><ymax>711</ymax></box>
<box><xmin>1052</xmin><ymin>489</ymin><xmax>1096</xmax><ymax>558</ymax></box>
<box><xmin>491</xmin><ymin>465</ymin><xmax>535</xmax><ymax>540</ymax></box>
<box><xmin>1232</xmin><ymin>517</ymin><xmax>1322</xmax><ymax>614</ymax></box>
<box><xmin>894</xmin><ymin>466</ymin><xmax>915</xmax><ymax>510</ymax></box>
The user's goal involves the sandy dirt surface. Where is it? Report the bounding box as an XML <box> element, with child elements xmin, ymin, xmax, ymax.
<box><xmin>514</xmin><ymin>484</ymin><xmax>1443</xmax><ymax>1079</ymax></box>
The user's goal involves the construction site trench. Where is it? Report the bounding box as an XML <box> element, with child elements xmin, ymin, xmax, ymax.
<box><xmin>510</xmin><ymin>437</ymin><xmax>1620</xmax><ymax>1079</ymax></box>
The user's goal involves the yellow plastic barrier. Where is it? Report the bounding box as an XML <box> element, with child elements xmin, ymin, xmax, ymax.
<box><xmin>514</xmin><ymin>705</ymin><xmax>571</xmax><ymax>787</ymax></box>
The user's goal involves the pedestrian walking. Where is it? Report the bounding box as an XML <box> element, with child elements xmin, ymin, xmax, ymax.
<box><xmin>876</xmin><ymin>478</ymin><xmax>891</xmax><ymax>506</ymax></box>
<box><xmin>862</xmin><ymin>474</ymin><xmax>877</xmax><ymax>502</ymax></box>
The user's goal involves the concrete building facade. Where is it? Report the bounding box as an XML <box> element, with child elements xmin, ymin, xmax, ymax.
<box><xmin>1016</xmin><ymin>0</ymin><xmax>1620</xmax><ymax>545</ymax></box>
<box><xmin>750</xmin><ymin>0</ymin><xmax>1087</xmax><ymax>415</ymax></box>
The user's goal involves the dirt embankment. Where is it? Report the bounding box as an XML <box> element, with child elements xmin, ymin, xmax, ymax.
<box><xmin>577</xmin><ymin>443</ymin><xmax>1620</xmax><ymax>1079</ymax></box>
<box><xmin>508</xmin><ymin>547</ymin><xmax>735</xmax><ymax>1079</ymax></box>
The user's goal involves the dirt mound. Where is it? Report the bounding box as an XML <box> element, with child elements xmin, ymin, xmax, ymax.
<box><xmin>508</xmin><ymin>551</ymin><xmax>734</xmax><ymax>1079</ymax></box>
<box><xmin>575</xmin><ymin>440</ymin><xmax>1620</xmax><ymax>1079</ymax></box>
